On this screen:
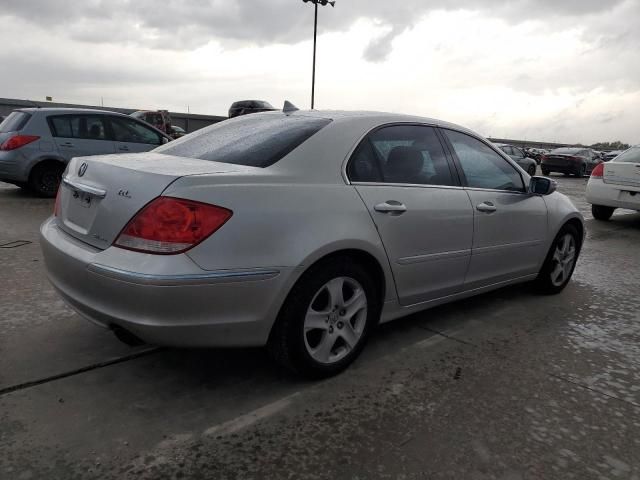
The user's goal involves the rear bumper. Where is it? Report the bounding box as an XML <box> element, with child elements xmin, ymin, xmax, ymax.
<box><xmin>541</xmin><ymin>163</ymin><xmax>578</xmax><ymax>173</ymax></box>
<box><xmin>40</xmin><ymin>217</ymin><xmax>297</xmax><ymax>347</ymax></box>
<box><xmin>0</xmin><ymin>151</ymin><xmax>29</xmax><ymax>182</ymax></box>
<box><xmin>586</xmin><ymin>179</ymin><xmax>640</xmax><ymax>211</ymax></box>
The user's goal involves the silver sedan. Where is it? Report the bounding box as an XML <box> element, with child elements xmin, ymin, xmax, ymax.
<box><xmin>41</xmin><ymin>108</ymin><xmax>584</xmax><ymax>377</ymax></box>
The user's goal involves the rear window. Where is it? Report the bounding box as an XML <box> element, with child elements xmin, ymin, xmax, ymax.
<box><xmin>155</xmin><ymin>114</ymin><xmax>331</xmax><ymax>168</ymax></box>
<box><xmin>0</xmin><ymin>111</ymin><xmax>31</xmax><ymax>133</ymax></box>
<box><xmin>614</xmin><ymin>147</ymin><xmax>640</xmax><ymax>164</ymax></box>
<box><xmin>550</xmin><ymin>148</ymin><xmax>581</xmax><ymax>154</ymax></box>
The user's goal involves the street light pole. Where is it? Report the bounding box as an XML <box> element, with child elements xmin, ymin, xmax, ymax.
<box><xmin>311</xmin><ymin>2</ymin><xmax>318</xmax><ymax>110</ymax></box>
<box><xmin>303</xmin><ymin>0</ymin><xmax>335</xmax><ymax>110</ymax></box>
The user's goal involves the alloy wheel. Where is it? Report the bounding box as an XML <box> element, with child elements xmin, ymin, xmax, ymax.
<box><xmin>303</xmin><ymin>276</ymin><xmax>368</xmax><ymax>364</ymax></box>
<box><xmin>550</xmin><ymin>233</ymin><xmax>577</xmax><ymax>287</ymax></box>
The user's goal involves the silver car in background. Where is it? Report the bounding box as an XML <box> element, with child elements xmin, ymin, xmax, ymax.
<box><xmin>494</xmin><ymin>143</ymin><xmax>537</xmax><ymax>176</ymax></box>
<box><xmin>0</xmin><ymin>108</ymin><xmax>171</xmax><ymax>196</ymax></box>
<box><xmin>41</xmin><ymin>109</ymin><xmax>584</xmax><ymax>377</ymax></box>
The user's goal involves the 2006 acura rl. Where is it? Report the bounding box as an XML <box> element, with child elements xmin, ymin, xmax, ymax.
<box><xmin>41</xmin><ymin>106</ymin><xmax>584</xmax><ymax>377</ymax></box>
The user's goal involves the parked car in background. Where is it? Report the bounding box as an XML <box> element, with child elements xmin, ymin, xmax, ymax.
<box><xmin>586</xmin><ymin>146</ymin><xmax>640</xmax><ymax>220</ymax></box>
<box><xmin>130</xmin><ymin>110</ymin><xmax>173</xmax><ymax>136</ymax></box>
<box><xmin>228</xmin><ymin>100</ymin><xmax>276</xmax><ymax>118</ymax></box>
<box><xmin>494</xmin><ymin>143</ymin><xmax>537</xmax><ymax>176</ymax></box>
<box><xmin>603</xmin><ymin>150</ymin><xmax>623</xmax><ymax>162</ymax></box>
<box><xmin>0</xmin><ymin>108</ymin><xmax>171</xmax><ymax>196</ymax></box>
<box><xmin>41</xmin><ymin>109</ymin><xmax>584</xmax><ymax>378</ymax></box>
<box><xmin>170</xmin><ymin>125</ymin><xmax>186</xmax><ymax>139</ymax></box>
<box><xmin>524</xmin><ymin>147</ymin><xmax>546</xmax><ymax>164</ymax></box>
<box><xmin>541</xmin><ymin>147</ymin><xmax>601</xmax><ymax>177</ymax></box>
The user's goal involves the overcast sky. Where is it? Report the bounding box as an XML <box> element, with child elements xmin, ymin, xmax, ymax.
<box><xmin>1</xmin><ymin>0</ymin><xmax>638</xmax><ymax>144</ymax></box>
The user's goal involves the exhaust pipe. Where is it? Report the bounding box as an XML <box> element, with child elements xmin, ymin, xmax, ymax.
<box><xmin>111</xmin><ymin>325</ymin><xmax>146</xmax><ymax>347</ymax></box>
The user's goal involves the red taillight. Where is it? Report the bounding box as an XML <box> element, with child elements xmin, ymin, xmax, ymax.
<box><xmin>541</xmin><ymin>154</ymin><xmax>548</xmax><ymax>162</ymax></box>
<box><xmin>53</xmin><ymin>186</ymin><xmax>62</xmax><ymax>216</ymax></box>
<box><xmin>0</xmin><ymin>135</ymin><xmax>40</xmax><ymax>151</ymax></box>
<box><xmin>591</xmin><ymin>163</ymin><xmax>605</xmax><ymax>178</ymax></box>
<box><xmin>114</xmin><ymin>197</ymin><xmax>232</xmax><ymax>254</ymax></box>
<box><xmin>569</xmin><ymin>156</ymin><xmax>582</xmax><ymax>163</ymax></box>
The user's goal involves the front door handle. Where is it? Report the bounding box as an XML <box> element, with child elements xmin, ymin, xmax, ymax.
<box><xmin>118</xmin><ymin>146</ymin><xmax>130</xmax><ymax>151</ymax></box>
<box><xmin>476</xmin><ymin>201</ymin><xmax>497</xmax><ymax>213</ymax></box>
<box><xmin>60</xmin><ymin>142</ymin><xmax>74</xmax><ymax>148</ymax></box>
<box><xmin>374</xmin><ymin>201</ymin><xmax>407</xmax><ymax>215</ymax></box>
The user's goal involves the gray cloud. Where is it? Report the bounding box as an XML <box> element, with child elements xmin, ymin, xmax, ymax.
<box><xmin>1</xmin><ymin>0</ymin><xmax>633</xmax><ymax>57</ymax></box>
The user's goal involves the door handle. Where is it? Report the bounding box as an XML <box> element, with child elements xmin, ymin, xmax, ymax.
<box><xmin>374</xmin><ymin>201</ymin><xmax>407</xmax><ymax>215</ymax></box>
<box><xmin>118</xmin><ymin>146</ymin><xmax>130</xmax><ymax>151</ymax></box>
<box><xmin>60</xmin><ymin>142</ymin><xmax>74</xmax><ymax>147</ymax></box>
<box><xmin>476</xmin><ymin>201</ymin><xmax>497</xmax><ymax>213</ymax></box>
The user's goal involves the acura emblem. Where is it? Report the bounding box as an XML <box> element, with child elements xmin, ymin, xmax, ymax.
<box><xmin>78</xmin><ymin>162</ymin><xmax>88</xmax><ymax>177</ymax></box>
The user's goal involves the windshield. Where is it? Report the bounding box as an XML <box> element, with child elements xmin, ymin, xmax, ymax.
<box><xmin>0</xmin><ymin>111</ymin><xmax>31</xmax><ymax>133</ymax></box>
<box><xmin>155</xmin><ymin>114</ymin><xmax>331</xmax><ymax>168</ymax></box>
<box><xmin>613</xmin><ymin>147</ymin><xmax>640</xmax><ymax>164</ymax></box>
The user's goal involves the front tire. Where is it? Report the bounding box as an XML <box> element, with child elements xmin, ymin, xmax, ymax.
<box><xmin>268</xmin><ymin>257</ymin><xmax>380</xmax><ymax>378</ymax></box>
<box><xmin>542</xmin><ymin>168</ymin><xmax>550</xmax><ymax>176</ymax></box>
<box><xmin>527</xmin><ymin>165</ymin><xmax>536</xmax><ymax>176</ymax></box>
<box><xmin>592</xmin><ymin>205</ymin><xmax>615</xmax><ymax>221</ymax></box>
<box><xmin>536</xmin><ymin>224</ymin><xmax>580</xmax><ymax>294</ymax></box>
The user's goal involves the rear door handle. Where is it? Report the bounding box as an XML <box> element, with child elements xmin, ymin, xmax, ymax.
<box><xmin>374</xmin><ymin>201</ymin><xmax>407</xmax><ymax>215</ymax></box>
<box><xmin>476</xmin><ymin>201</ymin><xmax>497</xmax><ymax>213</ymax></box>
<box><xmin>118</xmin><ymin>146</ymin><xmax>130</xmax><ymax>151</ymax></box>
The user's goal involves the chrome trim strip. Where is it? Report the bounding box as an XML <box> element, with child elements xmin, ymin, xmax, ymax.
<box><xmin>62</xmin><ymin>177</ymin><xmax>107</xmax><ymax>198</ymax></box>
<box><xmin>398</xmin><ymin>249</ymin><xmax>471</xmax><ymax>265</ymax></box>
<box><xmin>87</xmin><ymin>263</ymin><xmax>280</xmax><ymax>286</ymax></box>
<box><xmin>472</xmin><ymin>239</ymin><xmax>543</xmax><ymax>255</ymax></box>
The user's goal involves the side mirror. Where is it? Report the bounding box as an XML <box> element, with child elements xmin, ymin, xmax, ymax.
<box><xmin>529</xmin><ymin>176</ymin><xmax>557</xmax><ymax>195</ymax></box>
<box><xmin>162</xmin><ymin>137</ymin><xmax>170</xmax><ymax>144</ymax></box>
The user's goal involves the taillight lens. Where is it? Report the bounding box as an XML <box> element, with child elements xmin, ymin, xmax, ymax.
<box><xmin>540</xmin><ymin>154</ymin><xmax>547</xmax><ymax>162</ymax></box>
<box><xmin>0</xmin><ymin>135</ymin><xmax>40</xmax><ymax>151</ymax></box>
<box><xmin>591</xmin><ymin>162</ymin><xmax>605</xmax><ymax>178</ymax></box>
<box><xmin>114</xmin><ymin>197</ymin><xmax>232</xmax><ymax>254</ymax></box>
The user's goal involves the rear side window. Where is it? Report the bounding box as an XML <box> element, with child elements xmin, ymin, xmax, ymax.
<box><xmin>348</xmin><ymin>124</ymin><xmax>455</xmax><ymax>186</ymax></box>
<box><xmin>49</xmin><ymin>115</ymin><xmax>109</xmax><ymax>140</ymax></box>
<box><xmin>155</xmin><ymin>114</ymin><xmax>332</xmax><ymax>168</ymax></box>
<box><xmin>0</xmin><ymin>111</ymin><xmax>31</xmax><ymax>133</ymax></box>
<box><xmin>614</xmin><ymin>147</ymin><xmax>640</xmax><ymax>164</ymax></box>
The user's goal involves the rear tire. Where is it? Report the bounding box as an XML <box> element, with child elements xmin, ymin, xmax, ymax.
<box><xmin>536</xmin><ymin>224</ymin><xmax>580</xmax><ymax>295</ymax></box>
<box><xmin>268</xmin><ymin>257</ymin><xmax>381</xmax><ymax>378</ymax></box>
<box><xmin>29</xmin><ymin>162</ymin><xmax>64</xmax><ymax>197</ymax></box>
<box><xmin>541</xmin><ymin>168</ymin><xmax>550</xmax><ymax>176</ymax></box>
<box><xmin>592</xmin><ymin>205</ymin><xmax>615</xmax><ymax>221</ymax></box>
<box><xmin>576</xmin><ymin>164</ymin><xmax>587</xmax><ymax>178</ymax></box>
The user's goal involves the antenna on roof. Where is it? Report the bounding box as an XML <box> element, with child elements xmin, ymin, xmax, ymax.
<box><xmin>283</xmin><ymin>100</ymin><xmax>299</xmax><ymax>115</ymax></box>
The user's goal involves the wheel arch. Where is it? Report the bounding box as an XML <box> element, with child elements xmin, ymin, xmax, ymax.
<box><xmin>28</xmin><ymin>157</ymin><xmax>67</xmax><ymax>181</ymax></box>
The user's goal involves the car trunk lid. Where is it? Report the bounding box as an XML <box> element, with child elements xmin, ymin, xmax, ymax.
<box><xmin>603</xmin><ymin>162</ymin><xmax>640</xmax><ymax>190</ymax></box>
<box><xmin>544</xmin><ymin>154</ymin><xmax>577</xmax><ymax>167</ymax></box>
<box><xmin>56</xmin><ymin>152</ymin><xmax>245</xmax><ymax>249</ymax></box>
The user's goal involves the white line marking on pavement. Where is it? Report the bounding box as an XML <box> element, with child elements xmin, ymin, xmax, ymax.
<box><xmin>204</xmin><ymin>392</ymin><xmax>300</xmax><ymax>437</ymax></box>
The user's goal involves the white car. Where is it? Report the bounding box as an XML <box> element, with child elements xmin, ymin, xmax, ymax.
<box><xmin>586</xmin><ymin>146</ymin><xmax>640</xmax><ymax>220</ymax></box>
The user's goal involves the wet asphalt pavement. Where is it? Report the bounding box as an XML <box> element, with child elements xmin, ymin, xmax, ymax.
<box><xmin>1</xmin><ymin>171</ymin><xmax>640</xmax><ymax>479</ymax></box>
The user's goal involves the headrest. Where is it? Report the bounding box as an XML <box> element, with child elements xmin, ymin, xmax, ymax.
<box><xmin>386</xmin><ymin>146</ymin><xmax>424</xmax><ymax>181</ymax></box>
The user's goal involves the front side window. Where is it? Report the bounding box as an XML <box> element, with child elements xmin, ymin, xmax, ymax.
<box><xmin>49</xmin><ymin>115</ymin><xmax>108</xmax><ymax>140</ymax></box>
<box><xmin>348</xmin><ymin>125</ymin><xmax>455</xmax><ymax>186</ymax></box>
<box><xmin>444</xmin><ymin>129</ymin><xmax>524</xmax><ymax>192</ymax></box>
<box><xmin>110</xmin><ymin>117</ymin><xmax>162</xmax><ymax>145</ymax></box>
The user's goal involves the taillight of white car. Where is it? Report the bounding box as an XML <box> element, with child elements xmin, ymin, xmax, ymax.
<box><xmin>590</xmin><ymin>163</ymin><xmax>604</xmax><ymax>178</ymax></box>
<box><xmin>114</xmin><ymin>196</ymin><xmax>232</xmax><ymax>254</ymax></box>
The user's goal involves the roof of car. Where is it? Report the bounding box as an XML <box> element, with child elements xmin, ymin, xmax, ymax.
<box><xmin>276</xmin><ymin>109</ymin><xmax>478</xmax><ymax>136</ymax></box>
<box><xmin>18</xmin><ymin>107</ymin><xmax>128</xmax><ymax>116</ymax></box>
